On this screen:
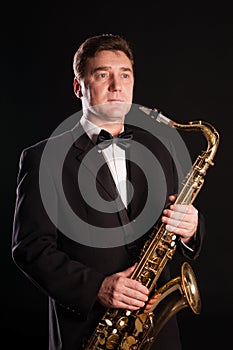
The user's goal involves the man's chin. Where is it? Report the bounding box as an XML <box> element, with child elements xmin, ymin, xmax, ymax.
<box><xmin>91</xmin><ymin>102</ymin><xmax>132</xmax><ymax>120</ymax></box>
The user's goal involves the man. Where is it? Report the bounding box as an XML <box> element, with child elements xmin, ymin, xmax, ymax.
<box><xmin>12</xmin><ymin>34</ymin><xmax>204</xmax><ymax>349</ymax></box>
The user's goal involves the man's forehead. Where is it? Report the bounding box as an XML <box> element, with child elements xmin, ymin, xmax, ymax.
<box><xmin>87</xmin><ymin>50</ymin><xmax>133</xmax><ymax>70</ymax></box>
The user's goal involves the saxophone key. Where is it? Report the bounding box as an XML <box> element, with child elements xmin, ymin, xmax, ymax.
<box><xmin>116</xmin><ymin>316</ymin><xmax>129</xmax><ymax>330</ymax></box>
<box><xmin>105</xmin><ymin>319</ymin><xmax>113</xmax><ymax>327</ymax></box>
<box><xmin>105</xmin><ymin>334</ymin><xmax>120</xmax><ymax>349</ymax></box>
<box><xmin>121</xmin><ymin>335</ymin><xmax>137</xmax><ymax>350</ymax></box>
<box><xmin>95</xmin><ymin>328</ymin><xmax>108</xmax><ymax>346</ymax></box>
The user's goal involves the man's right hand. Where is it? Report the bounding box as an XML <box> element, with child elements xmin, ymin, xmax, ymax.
<box><xmin>97</xmin><ymin>264</ymin><xmax>149</xmax><ymax>309</ymax></box>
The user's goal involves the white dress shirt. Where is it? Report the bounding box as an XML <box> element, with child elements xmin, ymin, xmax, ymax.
<box><xmin>80</xmin><ymin>115</ymin><xmax>128</xmax><ymax>208</ymax></box>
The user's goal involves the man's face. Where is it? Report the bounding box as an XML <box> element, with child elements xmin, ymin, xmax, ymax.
<box><xmin>75</xmin><ymin>50</ymin><xmax>134</xmax><ymax>125</ymax></box>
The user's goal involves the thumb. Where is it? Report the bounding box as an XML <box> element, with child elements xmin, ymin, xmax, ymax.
<box><xmin>168</xmin><ymin>194</ymin><xmax>177</xmax><ymax>203</ymax></box>
<box><xmin>118</xmin><ymin>263</ymin><xmax>138</xmax><ymax>278</ymax></box>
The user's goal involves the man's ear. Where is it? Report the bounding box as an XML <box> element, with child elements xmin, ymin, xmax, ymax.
<box><xmin>73</xmin><ymin>77</ymin><xmax>82</xmax><ymax>98</ymax></box>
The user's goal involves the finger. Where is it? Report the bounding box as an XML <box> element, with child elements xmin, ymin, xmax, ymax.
<box><xmin>112</xmin><ymin>299</ymin><xmax>145</xmax><ymax>310</ymax></box>
<box><xmin>168</xmin><ymin>194</ymin><xmax>177</xmax><ymax>203</ymax></box>
<box><xmin>144</xmin><ymin>293</ymin><xmax>161</xmax><ymax>313</ymax></box>
<box><xmin>169</xmin><ymin>205</ymin><xmax>190</xmax><ymax>215</ymax></box>
<box><xmin>163</xmin><ymin>215</ymin><xmax>193</xmax><ymax>228</ymax></box>
<box><xmin>122</xmin><ymin>278</ymin><xmax>149</xmax><ymax>297</ymax></box>
<box><xmin>162</xmin><ymin>212</ymin><xmax>189</xmax><ymax>229</ymax></box>
<box><xmin>165</xmin><ymin>225</ymin><xmax>190</xmax><ymax>235</ymax></box>
<box><xmin>164</xmin><ymin>215</ymin><xmax>192</xmax><ymax>227</ymax></box>
<box><xmin>108</xmin><ymin>282</ymin><xmax>148</xmax><ymax>309</ymax></box>
<box><xmin>171</xmin><ymin>204</ymin><xmax>194</xmax><ymax>213</ymax></box>
<box><xmin>119</xmin><ymin>293</ymin><xmax>147</xmax><ymax>308</ymax></box>
<box><xmin>164</xmin><ymin>205</ymin><xmax>197</xmax><ymax>219</ymax></box>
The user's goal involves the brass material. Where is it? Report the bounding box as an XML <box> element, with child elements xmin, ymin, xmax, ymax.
<box><xmin>84</xmin><ymin>107</ymin><xmax>220</xmax><ymax>349</ymax></box>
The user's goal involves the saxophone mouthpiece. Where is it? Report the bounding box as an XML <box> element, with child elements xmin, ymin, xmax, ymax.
<box><xmin>139</xmin><ymin>106</ymin><xmax>175</xmax><ymax>127</ymax></box>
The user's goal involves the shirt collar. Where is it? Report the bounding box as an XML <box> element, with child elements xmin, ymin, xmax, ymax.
<box><xmin>80</xmin><ymin>115</ymin><xmax>101</xmax><ymax>144</ymax></box>
<box><xmin>80</xmin><ymin>115</ymin><xmax>124</xmax><ymax>144</ymax></box>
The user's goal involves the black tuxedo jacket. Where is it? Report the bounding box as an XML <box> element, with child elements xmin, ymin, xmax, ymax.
<box><xmin>12</xmin><ymin>122</ymin><xmax>205</xmax><ymax>350</ymax></box>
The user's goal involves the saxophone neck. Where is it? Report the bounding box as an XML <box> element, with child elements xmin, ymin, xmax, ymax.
<box><xmin>173</xmin><ymin>120</ymin><xmax>220</xmax><ymax>169</ymax></box>
<box><xmin>139</xmin><ymin>106</ymin><xmax>220</xmax><ymax>167</ymax></box>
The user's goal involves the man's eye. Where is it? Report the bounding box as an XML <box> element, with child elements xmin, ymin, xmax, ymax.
<box><xmin>97</xmin><ymin>73</ymin><xmax>107</xmax><ymax>79</ymax></box>
<box><xmin>122</xmin><ymin>73</ymin><xmax>129</xmax><ymax>78</ymax></box>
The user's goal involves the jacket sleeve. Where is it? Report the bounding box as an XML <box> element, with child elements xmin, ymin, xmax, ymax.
<box><xmin>12</xmin><ymin>146</ymin><xmax>105</xmax><ymax>319</ymax></box>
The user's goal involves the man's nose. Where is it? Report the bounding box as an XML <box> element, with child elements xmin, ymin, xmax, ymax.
<box><xmin>109</xmin><ymin>75</ymin><xmax>122</xmax><ymax>91</ymax></box>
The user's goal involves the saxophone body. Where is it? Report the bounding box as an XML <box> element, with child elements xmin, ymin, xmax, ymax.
<box><xmin>84</xmin><ymin>107</ymin><xmax>220</xmax><ymax>350</ymax></box>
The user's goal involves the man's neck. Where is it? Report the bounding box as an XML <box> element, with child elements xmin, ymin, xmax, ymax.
<box><xmin>85</xmin><ymin>113</ymin><xmax>124</xmax><ymax>136</ymax></box>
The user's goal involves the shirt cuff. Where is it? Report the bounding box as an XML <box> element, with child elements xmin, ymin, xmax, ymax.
<box><xmin>181</xmin><ymin>239</ymin><xmax>195</xmax><ymax>252</ymax></box>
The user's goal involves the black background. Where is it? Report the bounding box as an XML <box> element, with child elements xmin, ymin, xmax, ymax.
<box><xmin>2</xmin><ymin>2</ymin><xmax>232</xmax><ymax>349</ymax></box>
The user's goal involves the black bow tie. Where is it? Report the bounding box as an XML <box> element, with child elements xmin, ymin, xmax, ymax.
<box><xmin>96</xmin><ymin>129</ymin><xmax>133</xmax><ymax>150</ymax></box>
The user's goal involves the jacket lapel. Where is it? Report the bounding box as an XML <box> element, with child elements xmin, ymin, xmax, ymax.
<box><xmin>126</xmin><ymin>140</ymin><xmax>148</xmax><ymax>221</ymax></box>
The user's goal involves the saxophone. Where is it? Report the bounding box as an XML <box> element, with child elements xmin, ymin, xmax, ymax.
<box><xmin>84</xmin><ymin>106</ymin><xmax>220</xmax><ymax>350</ymax></box>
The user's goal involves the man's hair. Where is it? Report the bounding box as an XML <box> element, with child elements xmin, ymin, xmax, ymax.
<box><xmin>73</xmin><ymin>33</ymin><xmax>134</xmax><ymax>80</ymax></box>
